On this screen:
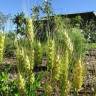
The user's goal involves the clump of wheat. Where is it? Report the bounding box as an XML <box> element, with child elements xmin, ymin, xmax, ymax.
<box><xmin>43</xmin><ymin>38</ymin><xmax>55</xmax><ymax>95</ymax></box>
<box><xmin>24</xmin><ymin>54</ymin><xmax>31</xmax><ymax>70</ymax></box>
<box><xmin>0</xmin><ymin>32</ymin><xmax>5</xmax><ymax>64</ymax></box>
<box><xmin>17</xmin><ymin>73</ymin><xmax>26</xmax><ymax>96</ymax></box>
<box><xmin>52</xmin><ymin>54</ymin><xmax>61</xmax><ymax>81</ymax></box>
<box><xmin>64</xmin><ymin>31</ymin><xmax>73</xmax><ymax>53</ymax></box>
<box><xmin>70</xmin><ymin>28</ymin><xmax>85</xmax><ymax>95</ymax></box>
<box><xmin>47</xmin><ymin>38</ymin><xmax>55</xmax><ymax>71</ymax></box>
<box><xmin>73</xmin><ymin>57</ymin><xmax>83</xmax><ymax>92</ymax></box>
<box><xmin>25</xmin><ymin>18</ymin><xmax>34</xmax><ymax>69</ymax></box>
<box><xmin>54</xmin><ymin>16</ymin><xmax>74</xmax><ymax>95</ymax></box>
<box><xmin>18</xmin><ymin>73</ymin><xmax>25</xmax><ymax>90</ymax></box>
<box><xmin>44</xmin><ymin>82</ymin><xmax>53</xmax><ymax>96</ymax></box>
<box><xmin>25</xmin><ymin>18</ymin><xmax>34</xmax><ymax>42</ymax></box>
<box><xmin>15</xmin><ymin>18</ymin><xmax>35</xmax><ymax>95</ymax></box>
<box><xmin>60</xmin><ymin>50</ymin><xmax>69</xmax><ymax>96</ymax></box>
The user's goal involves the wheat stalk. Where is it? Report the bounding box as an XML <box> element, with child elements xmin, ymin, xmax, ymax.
<box><xmin>0</xmin><ymin>32</ymin><xmax>5</xmax><ymax>64</ymax></box>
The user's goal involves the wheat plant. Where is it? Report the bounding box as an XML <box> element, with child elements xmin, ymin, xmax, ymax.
<box><xmin>0</xmin><ymin>32</ymin><xmax>5</xmax><ymax>64</ymax></box>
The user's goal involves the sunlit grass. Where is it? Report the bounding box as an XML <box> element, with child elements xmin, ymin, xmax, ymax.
<box><xmin>86</xmin><ymin>43</ymin><xmax>96</xmax><ymax>50</ymax></box>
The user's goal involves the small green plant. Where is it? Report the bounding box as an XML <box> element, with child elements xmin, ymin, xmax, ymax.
<box><xmin>0</xmin><ymin>72</ymin><xmax>9</xmax><ymax>95</ymax></box>
<box><xmin>0</xmin><ymin>71</ymin><xmax>19</xmax><ymax>96</ymax></box>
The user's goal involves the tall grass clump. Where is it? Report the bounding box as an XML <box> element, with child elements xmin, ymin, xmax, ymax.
<box><xmin>44</xmin><ymin>16</ymin><xmax>73</xmax><ymax>96</ymax></box>
<box><xmin>53</xmin><ymin>17</ymin><xmax>71</xmax><ymax>96</ymax></box>
<box><xmin>25</xmin><ymin>18</ymin><xmax>35</xmax><ymax>95</ymax></box>
<box><xmin>44</xmin><ymin>37</ymin><xmax>62</xmax><ymax>96</ymax></box>
<box><xmin>53</xmin><ymin>16</ymin><xmax>85</xmax><ymax>96</ymax></box>
<box><xmin>15</xmin><ymin>18</ymin><xmax>35</xmax><ymax>96</ymax></box>
<box><xmin>70</xmin><ymin>28</ymin><xmax>85</xmax><ymax>95</ymax></box>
